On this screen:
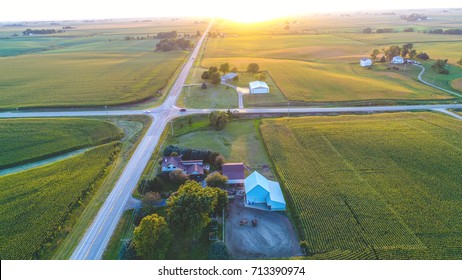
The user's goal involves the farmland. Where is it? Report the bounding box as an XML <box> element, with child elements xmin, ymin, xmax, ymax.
<box><xmin>0</xmin><ymin>142</ymin><xmax>121</xmax><ymax>259</ymax></box>
<box><xmin>0</xmin><ymin>19</ymin><xmax>208</xmax><ymax>109</ymax></box>
<box><xmin>0</xmin><ymin>118</ymin><xmax>122</xmax><ymax>169</ymax></box>
<box><xmin>200</xmin><ymin>11</ymin><xmax>462</xmax><ymax>104</ymax></box>
<box><xmin>260</xmin><ymin>112</ymin><xmax>462</xmax><ymax>259</ymax></box>
<box><xmin>176</xmin><ymin>84</ymin><xmax>239</xmax><ymax>109</ymax></box>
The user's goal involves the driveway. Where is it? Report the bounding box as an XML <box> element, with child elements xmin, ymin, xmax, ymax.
<box><xmin>225</xmin><ymin>194</ymin><xmax>301</xmax><ymax>259</ymax></box>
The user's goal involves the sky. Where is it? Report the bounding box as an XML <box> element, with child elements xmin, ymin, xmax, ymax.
<box><xmin>1</xmin><ymin>0</ymin><xmax>461</xmax><ymax>22</ymax></box>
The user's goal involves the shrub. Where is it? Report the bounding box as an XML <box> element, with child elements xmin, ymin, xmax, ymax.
<box><xmin>206</xmin><ymin>172</ymin><xmax>228</xmax><ymax>188</ymax></box>
<box><xmin>208</xmin><ymin>242</ymin><xmax>231</xmax><ymax>260</ymax></box>
<box><xmin>169</xmin><ymin>169</ymin><xmax>188</xmax><ymax>184</ymax></box>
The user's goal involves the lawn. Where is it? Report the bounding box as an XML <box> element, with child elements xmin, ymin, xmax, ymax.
<box><xmin>176</xmin><ymin>84</ymin><xmax>238</xmax><ymax>109</ymax></box>
<box><xmin>0</xmin><ymin>142</ymin><xmax>121</xmax><ymax>259</ymax></box>
<box><xmin>0</xmin><ymin>19</ymin><xmax>209</xmax><ymax>109</ymax></box>
<box><xmin>260</xmin><ymin>112</ymin><xmax>462</xmax><ymax>259</ymax></box>
<box><xmin>0</xmin><ymin>118</ymin><xmax>122</xmax><ymax>169</ymax></box>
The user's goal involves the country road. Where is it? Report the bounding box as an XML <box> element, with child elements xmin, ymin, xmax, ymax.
<box><xmin>1</xmin><ymin>21</ymin><xmax>461</xmax><ymax>260</ymax></box>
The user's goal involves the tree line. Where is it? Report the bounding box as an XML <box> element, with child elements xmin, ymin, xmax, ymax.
<box><xmin>22</xmin><ymin>29</ymin><xmax>63</xmax><ymax>35</ymax></box>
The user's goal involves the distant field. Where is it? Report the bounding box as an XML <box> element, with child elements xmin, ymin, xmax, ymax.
<box><xmin>0</xmin><ymin>19</ymin><xmax>208</xmax><ymax>109</ymax></box>
<box><xmin>202</xmin><ymin>12</ymin><xmax>462</xmax><ymax>104</ymax></box>
<box><xmin>0</xmin><ymin>142</ymin><xmax>120</xmax><ymax>259</ymax></box>
<box><xmin>203</xmin><ymin>57</ymin><xmax>450</xmax><ymax>103</ymax></box>
<box><xmin>0</xmin><ymin>118</ymin><xmax>122</xmax><ymax>169</ymax></box>
<box><xmin>260</xmin><ymin>113</ymin><xmax>462</xmax><ymax>259</ymax></box>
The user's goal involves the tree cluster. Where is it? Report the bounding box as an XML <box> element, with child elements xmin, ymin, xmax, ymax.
<box><xmin>209</xmin><ymin>111</ymin><xmax>229</xmax><ymax>130</ymax></box>
<box><xmin>156</xmin><ymin>31</ymin><xmax>178</xmax><ymax>39</ymax></box>
<box><xmin>23</xmin><ymin>29</ymin><xmax>62</xmax><ymax>35</ymax></box>
<box><xmin>133</xmin><ymin>214</ymin><xmax>172</xmax><ymax>259</ymax></box>
<box><xmin>427</xmin><ymin>28</ymin><xmax>462</xmax><ymax>35</ymax></box>
<box><xmin>379</xmin><ymin>43</ymin><xmax>424</xmax><ymax>61</ymax></box>
<box><xmin>400</xmin><ymin>14</ymin><xmax>429</xmax><ymax>21</ymax></box>
<box><xmin>201</xmin><ymin>66</ymin><xmax>221</xmax><ymax>84</ymax></box>
<box><xmin>376</xmin><ymin>28</ymin><xmax>394</xmax><ymax>34</ymax></box>
<box><xmin>247</xmin><ymin>63</ymin><xmax>260</xmax><ymax>73</ymax></box>
<box><xmin>163</xmin><ymin>145</ymin><xmax>222</xmax><ymax>164</ymax></box>
<box><xmin>156</xmin><ymin>37</ymin><xmax>193</xmax><ymax>51</ymax></box>
<box><xmin>431</xmin><ymin>59</ymin><xmax>450</xmax><ymax>74</ymax></box>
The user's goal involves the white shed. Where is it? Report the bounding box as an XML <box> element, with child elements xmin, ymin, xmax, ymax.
<box><xmin>360</xmin><ymin>58</ymin><xmax>372</xmax><ymax>67</ymax></box>
<box><xmin>244</xmin><ymin>171</ymin><xmax>286</xmax><ymax>211</ymax></box>
<box><xmin>392</xmin><ymin>56</ymin><xmax>405</xmax><ymax>64</ymax></box>
<box><xmin>249</xmin><ymin>81</ymin><xmax>269</xmax><ymax>94</ymax></box>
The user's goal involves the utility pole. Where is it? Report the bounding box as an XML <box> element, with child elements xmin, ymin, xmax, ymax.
<box><xmin>287</xmin><ymin>102</ymin><xmax>290</xmax><ymax>117</ymax></box>
<box><xmin>170</xmin><ymin>121</ymin><xmax>174</xmax><ymax>136</ymax></box>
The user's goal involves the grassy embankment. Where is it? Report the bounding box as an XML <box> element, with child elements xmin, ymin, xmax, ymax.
<box><xmin>260</xmin><ymin>112</ymin><xmax>462</xmax><ymax>259</ymax></box>
<box><xmin>0</xmin><ymin>19</ymin><xmax>208</xmax><ymax>110</ymax></box>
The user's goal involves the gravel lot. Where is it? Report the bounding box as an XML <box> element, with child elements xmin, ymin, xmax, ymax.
<box><xmin>225</xmin><ymin>194</ymin><xmax>301</xmax><ymax>259</ymax></box>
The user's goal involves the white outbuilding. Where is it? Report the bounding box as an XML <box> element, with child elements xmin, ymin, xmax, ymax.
<box><xmin>391</xmin><ymin>56</ymin><xmax>405</xmax><ymax>64</ymax></box>
<box><xmin>249</xmin><ymin>81</ymin><xmax>269</xmax><ymax>94</ymax></box>
<box><xmin>360</xmin><ymin>58</ymin><xmax>372</xmax><ymax>67</ymax></box>
<box><xmin>244</xmin><ymin>171</ymin><xmax>286</xmax><ymax>211</ymax></box>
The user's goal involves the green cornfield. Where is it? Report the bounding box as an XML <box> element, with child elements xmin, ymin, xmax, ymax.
<box><xmin>260</xmin><ymin>112</ymin><xmax>462</xmax><ymax>259</ymax></box>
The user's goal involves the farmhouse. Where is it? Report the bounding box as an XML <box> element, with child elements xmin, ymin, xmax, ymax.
<box><xmin>161</xmin><ymin>155</ymin><xmax>209</xmax><ymax>181</ymax></box>
<box><xmin>360</xmin><ymin>58</ymin><xmax>372</xmax><ymax>67</ymax></box>
<box><xmin>244</xmin><ymin>171</ymin><xmax>286</xmax><ymax>211</ymax></box>
<box><xmin>249</xmin><ymin>81</ymin><xmax>269</xmax><ymax>94</ymax></box>
<box><xmin>221</xmin><ymin>72</ymin><xmax>238</xmax><ymax>82</ymax></box>
<box><xmin>222</xmin><ymin>163</ymin><xmax>246</xmax><ymax>185</ymax></box>
<box><xmin>391</xmin><ymin>56</ymin><xmax>405</xmax><ymax>64</ymax></box>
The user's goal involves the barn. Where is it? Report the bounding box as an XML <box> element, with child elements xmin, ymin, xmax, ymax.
<box><xmin>249</xmin><ymin>81</ymin><xmax>269</xmax><ymax>94</ymax></box>
<box><xmin>244</xmin><ymin>171</ymin><xmax>286</xmax><ymax>211</ymax></box>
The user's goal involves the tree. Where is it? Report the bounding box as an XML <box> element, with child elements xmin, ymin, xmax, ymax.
<box><xmin>370</xmin><ymin>49</ymin><xmax>380</xmax><ymax>61</ymax></box>
<box><xmin>247</xmin><ymin>63</ymin><xmax>260</xmax><ymax>73</ymax></box>
<box><xmin>383</xmin><ymin>45</ymin><xmax>401</xmax><ymax>61</ymax></box>
<box><xmin>210</xmin><ymin>72</ymin><xmax>221</xmax><ymax>85</ymax></box>
<box><xmin>219</xmin><ymin>63</ymin><xmax>230</xmax><ymax>74</ymax></box>
<box><xmin>457</xmin><ymin>57</ymin><xmax>462</xmax><ymax>65</ymax></box>
<box><xmin>169</xmin><ymin>169</ymin><xmax>188</xmax><ymax>184</ymax></box>
<box><xmin>363</xmin><ymin>27</ymin><xmax>372</xmax><ymax>34</ymax></box>
<box><xmin>209</xmin><ymin>111</ymin><xmax>228</xmax><ymax>130</ymax></box>
<box><xmin>201</xmin><ymin>82</ymin><xmax>207</xmax><ymax>89</ymax></box>
<box><xmin>416</xmin><ymin>52</ymin><xmax>430</xmax><ymax>60</ymax></box>
<box><xmin>379</xmin><ymin>56</ymin><xmax>386</xmax><ymax>63</ymax></box>
<box><xmin>166</xmin><ymin>181</ymin><xmax>219</xmax><ymax>239</ymax></box>
<box><xmin>196</xmin><ymin>30</ymin><xmax>201</xmax><ymax>37</ymax></box>
<box><xmin>208</xmin><ymin>66</ymin><xmax>218</xmax><ymax>74</ymax></box>
<box><xmin>214</xmin><ymin>155</ymin><xmax>225</xmax><ymax>168</ymax></box>
<box><xmin>431</xmin><ymin>59</ymin><xmax>449</xmax><ymax>74</ymax></box>
<box><xmin>409</xmin><ymin>49</ymin><xmax>417</xmax><ymax>59</ymax></box>
<box><xmin>133</xmin><ymin>214</ymin><xmax>172</xmax><ymax>259</ymax></box>
<box><xmin>231</xmin><ymin>67</ymin><xmax>238</xmax><ymax>72</ymax></box>
<box><xmin>205</xmin><ymin>172</ymin><xmax>228</xmax><ymax>188</ymax></box>
<box><xmin>208</xmin><ymin>241</ymin><xmax>231</xmax><ymax>260</ymax></box>
<box><xmin>401</xmin><ymin>43</ymin><xmax>413</xmax><ymax>58</ymax></box>
<box><xmin>201</xmin><ymin>71</ymin><xmax>210</xmax><ymax>80</ymax></box>
<box><xmin>119</xmin><ymin>240</ymin><xmax>137</xmax><ymax>260</ymax></box>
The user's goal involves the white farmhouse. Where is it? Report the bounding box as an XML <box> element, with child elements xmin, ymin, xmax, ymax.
<box><xmin>249</xmin><ymin>81</ymin><xmax>269</xmax><ymax>94</ymax></box>
<box><xmin>360</xmin><ymin>58</ymin><xmax>372</xmax><ymax>67</ymax></box>
<box><xmin>244</xmin><ymin>171</ymin><xmax>286</xmax><ymax>211</ymax></box>
<box><xmin>391</xmin><ymin>56</ymin><xmax>405</xmax><ymax>64</ymax></box>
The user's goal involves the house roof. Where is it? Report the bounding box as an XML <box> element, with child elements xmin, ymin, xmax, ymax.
<box><xmin>221</xmin><ymin>72</ymin><xmax>238</xmax><ymax>80</ymax></box>
<box><xmin>162</xmin><ymin>155</ymin><xmax>205</xmax><ymax>175</ymax></box>
<box><xmin>360</xmin><ymin>58</ymin><xmax>371</xmax><ymax>61</ymax></box>
<box><xmin>222</xmin><ymin>163</ymin><xmax>245</xmax><ymax>180</ymax></box>
<box><xmin>244</xmin><ymin>171</ymin><xmax>270</xmax><ymax>193</ymax></box>
<box><xmin>268</xmin><ymin>180</ymin><xmax>285</xmax><ymax>204</ymax></box>
<box><xmin>249</xmin><ymin>81</ymin><xmax>269</xmax><ymax>90</ymax></box>
<box><xmin>187</xmin><ymin>164</ymin><xmax>204</xmax><ymax>174</ymax></box>
<box><xmin>161</xmin><ymin>156</ymin><xmax>183</xmax><ymax>168</ymax></box>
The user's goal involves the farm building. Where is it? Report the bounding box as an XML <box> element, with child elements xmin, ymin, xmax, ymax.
<box><xmin>222</xmin><ymin>163</ymin><xmax>246</xmax><ymax>185</ymax></box>
<box><xmin>360</xmin><ymin>58</ymin><xmax>372</xmax><ymax>67</ymax></box>
<box><xmin>161</xmin><ymin>155</ymin><xmax>210</xmax><ymax>181</ymax></box>
<box><xmin>221</xmin><ymin>72</ymin><xmax>238</xmax><ymax>82</ymax></box>
<box><xmin>249</xmin><ymin>81</ymin><xmax>269</xmax><ymax>94</ymax></box>
<box><xmin>391</xmin><ymin>56</ymin><xmax>405</xmax><ymax>64</ymax></box>
<box><xmin>244</xmin><ymin>171</ymin><xmax>286</xmax><ymax>211</ymax></box>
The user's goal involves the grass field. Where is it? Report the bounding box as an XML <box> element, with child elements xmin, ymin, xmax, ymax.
<box><xmin>260</xmin><ymin>112</ymin><xmax>462</xmax><ymax>259</ymax></box>
<box><xmin>0</xmin><ymin>142</ymin><xmax>120</xmax><ymax>259</ymax></box>
<box><xmin>0</xmin><ymin>19</ymin><xmax>208</xmax><ymax>109</ymax></box>
<box><xmin>0</xmin><ymin>118</ymin><xmax>122</xmax><ymax>169</ymax></box>
<box><xmin>176</xmin><ymin>84</ymin><xmax>238</xmax><ymax>109</ymax></box>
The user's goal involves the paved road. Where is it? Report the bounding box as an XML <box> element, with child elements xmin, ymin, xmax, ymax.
<box><xmin>69</xmin><ymin>21</ymin><xmax>213</xmax><ymax>260</ymax></box>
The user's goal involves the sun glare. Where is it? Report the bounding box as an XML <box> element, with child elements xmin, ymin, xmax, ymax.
<box><xmin>216</xmin><ymin>2</ymin><xmax>290</xmax><ymax>23</ymax></box>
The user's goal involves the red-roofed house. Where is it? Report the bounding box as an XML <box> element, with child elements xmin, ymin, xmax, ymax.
<box><xmin>161</xmin><ymin>155</ymin><xmax>209</xmax><ymax>181</ymax></box>
<box><xmin>222</xmin><ymin>163</ymin><xmax>245</xmax><ymax>185</ymax></box>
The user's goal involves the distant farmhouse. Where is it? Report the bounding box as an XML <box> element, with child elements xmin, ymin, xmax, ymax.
<box><xmin>221</xmin><ymin>72</ymin><xmax>238</xmax><ymax>82</ymax></box>
<box><xmin>360</xmin><ymin>58</ymin><xmax>372</xmax><ymax>67</ymax></box>
<box><xmin>244</xmin><ymin>171</ymin><xmax>286</xmax><ymax>211</ymax></box>
<box><xmin>391</xmin><ymin>56</ymin><xmax>405</xmax><ymax>64</ymax></box>
<box><xmin>161</xmin><ymin>155</ymin><xmax>210</xmax><ymax>181</ymax></box>
<box><xmin>249</xmin><ymin>81</ymin><xmax>269</xmax><ymax>94</ymax></box>
<box><xmin>222</xmin><ymin>163</ymin><xmax>246</xmax><ymax>185</ymax></box>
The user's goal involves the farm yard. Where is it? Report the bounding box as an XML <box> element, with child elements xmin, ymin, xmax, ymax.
<box><xmin>0</xmin><ymin>19</ymin><xmax>208</xmax><ymax>109</ymax></box>
<box><xmin>260</xmin><ymin>112</ymin><xmax>462</xmax><ymax>259</ymax></box>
